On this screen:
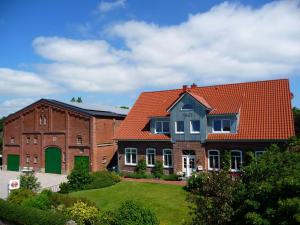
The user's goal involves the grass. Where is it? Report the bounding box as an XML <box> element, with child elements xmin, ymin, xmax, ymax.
<box><xmin>71</xmin><ymin>181</ymin><xmax>190</xmax><ymax>225</ymax></box>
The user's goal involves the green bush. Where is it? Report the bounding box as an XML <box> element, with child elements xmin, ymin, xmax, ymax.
<box><xmin>125</xmin><ymin>172</ymin><xmax>154</xmax><ymax>179</ymax></box>
<box><xmin>7</xmin><ymin>188</ymin><xmax>35</xmax><ymax>205</ymax></box>
<box><xmin>19</xmin><ymin>171</ymin><xmax>41</xmax><ymax>192</ymax></box>
<box><xmin>21</xmin><ymin>191</ymin><xmax>52</xmax><ymax>210</ymax></box>
<box><xmin>49</xmin><ymin>192</ymin><xmax>96</xmax><ymax>208</ymax></box>
<box><xmin>0</xmin><ymin>199</ymin><xmax>68</xmax><ymax>225</ymax></box>
<box><xmin>153</xmin><ymin>161</ymin><xmax>164</xmax><ymax>178</ymax></box>
<box><xmin>136</xmin><ymin>159</ymin><xmax>147</xmax><ymax>175</ymax></box>
<box><xmin>59</xmin><ymin>182</ymin><xmax>70</xmax><ymax>194</ymax></box>
<box><xmin>162</xmin><ymin>174</ymin><xmax>179</xmax><ymax>181</ymax></box>
<box><xmin>114</xmin><ymin>200</ymin><xmax>159</xmax><ymax>225</ymax></box>
<box><xmin>84</xmin><ymin>171</ymin><xmax>121</xmax><ymax>190</ymax></box>
<box><xmin>66</xmin><ymin>201</ymin><xmax>100</xmax><ymax>225</ymax></box>
<box><xmin>67</xmin><ymin>162</ymin><xmax>93</xmax><ymax>191</ymax></box>
<box><xmin>98</xmin><ymin>211</ymin><xmax>117</xmax><ymax>225</ymax></box>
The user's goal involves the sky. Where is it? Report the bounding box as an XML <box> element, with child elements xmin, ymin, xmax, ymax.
<box><xmin>0</xmin><ymin>0</ymin><xmax>299</xmax><ymax>117</ymax></box>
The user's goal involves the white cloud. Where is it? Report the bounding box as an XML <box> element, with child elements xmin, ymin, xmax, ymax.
<box><xmin>0</xmin><ymin>98</ymin><xmax>36</xmax><ymax>117</ymax></box>
<box><xmin>98</xmin><ymin>0</ymin><xmax>126</xmax><ymax>12</ymax></box>
<box><xmin>0</xmin><ymin>68</ymin><xmax>59</xmax><ymax>96</ymax></box>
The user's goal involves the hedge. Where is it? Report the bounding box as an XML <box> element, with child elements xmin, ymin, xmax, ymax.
<box><xmin>0</xmin><ymin>199</ymin><xmax>68</xmax><ymax>225</ymax></box>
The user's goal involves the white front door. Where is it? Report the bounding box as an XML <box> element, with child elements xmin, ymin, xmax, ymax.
<box><xmin>182</xmin><ymin>155</ymin><xmax>196</xmax><ymax>177</ymax></box>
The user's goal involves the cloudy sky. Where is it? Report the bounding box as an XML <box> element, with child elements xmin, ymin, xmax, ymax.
<box><xmin>0</xmin><ymin>0</ymin><xmax>300</xmax><ymax>117</ymax></box>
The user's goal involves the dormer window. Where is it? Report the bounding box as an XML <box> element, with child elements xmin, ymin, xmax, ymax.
<box><xmin>181</xmin><ymin>104</ymin><xmax>193</xmax><ymax>111</ymax></box>
<box><xmin>212</xmin><ymin>119</ymin><xmax>231</xmax><ymax>133</ymax></box>
<box><xmin>155</xmin><ymin>121</ymin><xmax>169</xmax><ymax>134</ymax></box>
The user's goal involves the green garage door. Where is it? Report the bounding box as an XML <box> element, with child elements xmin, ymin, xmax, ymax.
<box><xmin>74</xmin><ymin>156</ymin><xmax>90</xmax><ymax>171</ymax></box>
<box><xmin>45</xmin><ymin>147</ymin><xmax>61</xmax><ymax>174</ymax></box>
<box><xmin>7</xmin><ymin>154</ymin><xmax>20</xmax><ymax>171</ymax></box>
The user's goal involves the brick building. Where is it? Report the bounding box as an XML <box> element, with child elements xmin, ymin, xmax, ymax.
<box><xmin>3</xmin><ymin>99</ymin><xmax>126</xmax><ymax>174</ymax></box>
<box><xmin>115</xmin><ymin>79</ymin><xmax>295</xmax><ymax>177</ymax></box>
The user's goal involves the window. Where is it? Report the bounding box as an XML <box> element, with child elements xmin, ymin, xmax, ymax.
<box><xmin>163</xmin><ymin>149</ymin><xmax>173</xmax><ymax>168</ymax></box>
<box><xmin>190</xmin><ymin>120</ymin><xmax>200</xmax><ymax>134</ymax></box>
<box><xmin>77</xmin><ymin>136</ymin><xmax>83</xmax><ymax>145</ymax></box>
<box><xmin>43</xmin><ymin>116</ymin><xmax>47</xmax><ymax>125</ymax></box>
<box><xmin>125</xmin><ymin>148</ymin><xmax>137</xmax><ymax>165</ymax></box>
<box><xmin>39</xmin><ymin>116</ymin><xmax>43</xmax><ymax>125</ymax></box>
<box><xmin>155</xmin><ymin>121</ymin><xmax>170</xmax><ymax>134</ymax></box>
<box><xmin>33</xmin><ymin>137</ymin><xmax>38</xmax><ymax>144</ymax></box>
<box><xmin>26</xmin><ymin>136</ymin><xmax>30</xmax><ymax>144</ymax></box>
<box><xmin>53</xmin><ymin>136</ymin><xmax>57</xmax><ymax>142</ymax></box>
<box><xmin>63</xmin><ymin>152</ymin><xmax>66</xmax><ymax>162</ymax></box>
<box><xmin>212</xmin><ymin>119</ymin><xmax>231</xmax><ymax>133</ymax></box>
<box><xmin>208</xmin><ymin>150</ymin><xmax>220</xmax><ymax>170</ymax></box>
<box><xmin>146</xmin><ymin>148</ymin><xmax>156</xmax><ymax>167</ymax></box>
<box><xmin>10</xmin><ymin>137</ymin><xmax>15</xmax><ymax>144</ymax></box>
<box><xmin>33</xmin><ymin>156</ymin><xmax>38</xmax><ymax>164</ymax></box>
<box><xmin>255</xmin><ymin>151</ymin><xmax>265</xmax><ymax>159</ymax></box>
<box><xmin>181</xmin><ymin>104</ymin><xmax>193</xmax><ymax>110</ymax></box>
<box><xmin>26</xmin><ymin>155</ymin><xmax>30</xmax><ymax>163</ymax></box>
<box><xmin>231</xmin><ymin>150</ymin><xmax>242</xmax><ymax>172</ymax></box>
<box><xmin>175</xmin><ymin>121</ymin><xmax>184</xmax><ymax>134</ymax></box>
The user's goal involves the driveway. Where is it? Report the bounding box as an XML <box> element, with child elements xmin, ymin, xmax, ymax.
<box><xmin>0</xmin><ymin>171</ymin><xmax>67</xmax><ymax>199</ymax></box>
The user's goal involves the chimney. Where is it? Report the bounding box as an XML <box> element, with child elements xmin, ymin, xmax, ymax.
<box><xmin>182</xmin><ymin>85</ymin><xmax>188</xmax><ymax>92</ymax></box>
<box><xmin>191</xmin><ymin>83</ymin><xmax>197</xmax><ymax>89</ymax></box>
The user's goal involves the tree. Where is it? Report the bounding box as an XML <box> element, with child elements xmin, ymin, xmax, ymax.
<box><xmin>76</xmin><ymin>97</ymin><xmax>82</xmax><ymax>103</ymax></box>
<box><xmin>70</xmin><ymin>97</ymin><xmax>76</xmax><ymax>102</ymax></box>
<box><xmin>293</xmin><ymin>107</ymin><xmax>300</xmax><ymax>136</ymax></box>
<box><xmin>19</xmin><ymin>172</ymin><xmax>41</xmax><ymax>192</ymax></box>
<box><xmin>67</xmin><ymin>162</ymin><xmax>92</xmax><ymax>191</ymax></box>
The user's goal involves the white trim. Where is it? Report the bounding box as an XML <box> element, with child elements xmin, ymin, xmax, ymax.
<box><xmin>175</xmin><ymin>121</ymin><xmax>184</xmax><ymax>134</ymax></box>
<box><xmin>125</xmin><ymin>148</ymin><xmax>138</xmax><ymax>166</ymax></box>
<box><xmin>155</xmin><ymin>121</ymin><xmax>170</xmax><ymax>134</ymax></box>
<box><xmin>230</xmin><ymin>150</ymin><xmax>243</xmax><ymax>172</ymax></box>
<box><xmin>163</xmin><ymin>148</ymin><xmax>173</xmax><ymax>168</ymax></box>
<box><xmin>208</xmin><ymin>149</ymin><xmax>220</xmax><ymax>171</ymax></box>
<box><xmin>212</xmin><ymin>119</ymin><xmax>231</xmax><ymax>133</ymax></box>
<box><xmin>146</xmin><ymin>148</ymin><xmax>156</xmax><ymax>167</ymax></box>
<box><xmin>181</xmin><ymin>103</ymin><xmax>193</xmax><ymax>111</ymax></box>
<box><xmin>190</xmin><ymin>120</ymin><xmax>200</xmax><ymax>134</ymax></box>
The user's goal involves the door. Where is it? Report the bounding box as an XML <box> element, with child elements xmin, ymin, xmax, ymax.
<box><xmin>45</xmin><ymin>147</ymin><xmax>61</xmax><ymax>174</ymax></box>
<box><xmin>7</xmin><ymin>154</ymin><xmax>20</xmax><ymax>171</ymax></box>
<box><xmin>182</xmin><ymin>155</ymin><xmax>196</xmax><ymax>177</ymax></box>
<box><xmin>74</xmin><ymin>156</ymin><xmax>89</xmax><ymax>171</ymax></box>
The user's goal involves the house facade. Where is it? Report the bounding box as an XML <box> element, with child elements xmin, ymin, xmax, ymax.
<box><xmin>115</xmin><ymin>79</ymin><xmax>295</xmax><ymax>177</ymax></box>
<box><xmin>2</xmin><ymin>99</ymin><xmax>126</xmax><ymax>174</ymax></box>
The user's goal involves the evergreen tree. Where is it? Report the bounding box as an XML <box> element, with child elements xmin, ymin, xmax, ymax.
<box><xmin>70</xmin><ymin>97</ymin><xmax>76</xmax><ymax>102</ymax></box>
<box><xmin>77</xmin><ymin>97</ymin><xmax>83</xmax><ymax>103</ymax></box>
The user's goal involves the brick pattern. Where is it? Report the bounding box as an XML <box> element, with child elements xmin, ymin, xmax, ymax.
<box><xmin>3</xmin><ymin>100</ymin><xmax>124</xmax><ymax>173</ymax></box>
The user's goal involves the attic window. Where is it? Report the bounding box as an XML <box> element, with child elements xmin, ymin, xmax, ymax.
<box><xmin>181</xmin><ymin>104</ymin><xmax>193</xmax><ymax>110</ymax></box>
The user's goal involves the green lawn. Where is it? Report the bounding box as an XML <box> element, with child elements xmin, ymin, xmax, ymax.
<box><xmin>71</xmin><ymin>181</ymin><xmax>190</xmax><ymax>225</ymax></box>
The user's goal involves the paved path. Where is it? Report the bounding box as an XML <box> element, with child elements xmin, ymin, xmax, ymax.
<box><xmin>123</xmin><ymin>177</ymin><xmax>187</xmax><ymax>186</ymax></box>
<box><xmin>0</xmin><ymin>171</ymin><xmax>67</xmax><ymax>199</ymax></box>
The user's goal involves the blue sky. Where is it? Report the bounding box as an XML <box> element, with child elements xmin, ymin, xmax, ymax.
<box><xmin>0</xmin><ymin>0</ymin><xmax>299</xmax><ymax>116</ymax></box>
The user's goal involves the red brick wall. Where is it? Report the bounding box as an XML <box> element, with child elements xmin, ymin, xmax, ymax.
<box><xmin>69</xmin><ymin>114</ymin><xmax>90</xmax><ymax>146</ymax></box>
<box><xmin>52</xmin><ymin>109</ymin><xmax>66</xmax><ymax>131</ymax></box>
<box><xmin>4</xmin><ymin>117</ymin><xmax>21</xmax><ymax>144</ymax></box>
<box><xmin>23</xmin><ymin>110</ymin><xmax>35</xmax><ymax>132</ymax></box>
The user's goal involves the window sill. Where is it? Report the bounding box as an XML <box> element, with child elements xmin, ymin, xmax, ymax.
<box><xmin>147</xmin><ymin>165</ymin><xmax>155</xmax><ymax>168</ymax></box>
<box><xmin>208</xmin><ymin>168</ymin><xmax>220</xmax><ymax>171</ymax></box>
<box><xmin>175</xmin><ymin>132</ymin><xmax>184</xmax><ymax>134</ymax></box>
<box><xmin>190</xmin><ymin>132</ymin><xmax>200</xmax><ymax>134</ymax></box>
<box><xmin>163</xmin><ymin>166</ymin><xmax>173</xmax><ymax>169</ymax></box>
<box><xmin>211</xmin><ymin>131</ymin><xmax>230</xmax><ymax>134</ymax></box>
<box><xmin>125</xmin><ymin>163</ymin><xmax>137</xmax><ymax>166</ymax></box>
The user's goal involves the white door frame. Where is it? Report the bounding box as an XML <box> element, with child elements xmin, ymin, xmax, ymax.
<box><xmin>182</xmin><ymin>154</ymin><xmax>196</xmax><ymax>177</ymax></box>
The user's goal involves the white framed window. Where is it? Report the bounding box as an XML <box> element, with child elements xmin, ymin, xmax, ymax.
<box><xmin>231</xmin><ymin>150</ymin><xmax>242</xmax><ymax>172</ymax></box>
<box><xmin>26</xmin><ymin>154</ymin><xmax>30</xmax><ymax>163</ymax></box>
<box><xmin>77</xmin><ymin>136</ymin><xmax>83</xmax><ymax>145</ymax></box>
<box><xmin>155</xmin><ymin>121</ymin><xmax>170</xmax><ymax>134</ymax></box>
<box><xmin>190</xmin><ymin>120</ymin><xmax>200</xmax><ymax>134</ymax></box>
<box><xmin>26</xmin><ymin>136</ymin><xmax>30</xmax><ymax>144</ymax></box>
<box><xmin>33</xmin><ymin>155</ymin><xmax>38</xmax><ymax>164</ymax></box>
<box><xmin>33</xmin><ymin>136</ymin><xmax>38</xmax><ymax>144</ymax></box>
<box><xmin>175</xmin><ymin>121</ymin><xmax>184</xmax><ymax>134</ymax></box>
<box><xmin>208</xmin><ymin>150</ymin><xmax>220</xmax><ymax>170</ymax></box>
<box><xmin>125</xmin><ymin>148</ymin><xmax>137</xmax><ymax>165</ymax></box>
<box><xmin>146</xmin><ymin>148</ymin><xmax>156</xmax><ymax>167</ymax></box>
<box><xmin>10</xmin><ymin>137</ymin><xmax>15</xmax><ymax>144</ymax></box>
<box><xmin>212</xmin><ymin>119</ymin><xmax>231</xmax><ymax>133</ymax></box>
<box><xmin>181</xmin><ymin>104</ymin><xmax>193</xmax><ymax>110</ymax></box>
<box><xmin>255</xmin><ymin>151</ymin><xmax>265</xmax><ymax>159</ymax></box>
<box><xmin>163</xmin><ymin>149</ymin><xmax>173</xmax><ymax>168</ymax></box>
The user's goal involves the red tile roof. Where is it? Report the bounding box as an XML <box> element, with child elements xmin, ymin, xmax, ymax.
<box><xmin>115</xmin><ymin>79</ymin><xmax>295</xmax><ymax>141</ymax></box>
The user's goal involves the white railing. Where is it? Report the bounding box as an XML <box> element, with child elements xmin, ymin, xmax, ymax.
<box><xmin>42</xmin><ymin>184</ymin><xmax>60</xmax><ymax>193</ymax></box>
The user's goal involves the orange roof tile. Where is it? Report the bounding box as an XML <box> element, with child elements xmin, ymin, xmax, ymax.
<box><xmin>115</xmin><ymin>79</ymin><xmax>295</xmax><ymax>141</ymax></box>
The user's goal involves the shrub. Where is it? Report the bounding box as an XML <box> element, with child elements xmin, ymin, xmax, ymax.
<box><xmin>98</xmin><ymin>211</ymin><xmax>117</xmax><ymax>225</ymax></box>
<box><xmin>162</xmin><ymin>174</ymin><xmax>179</xmax><ymax>181</ymax></box>
<box><xmin>136</xmin><ymin>159</ymin><xmax>147</xmax><ymax>175</ymax></box>
<box><xmin>114</xmin><ymin>200</ymin><xmax>159</xmax><ymax>225</ymax></box>
<box><xmin>19</xmin><ymin>171</ymin><xmax>41</xmax><ymax>192</ymax></box>
<box><xmin>84</xmin><ymin>171</ymin><xmax>121</xmax><ymax>190</ymax></box>
<box><xmin>153</xmin><ymin>161</ymin><xmax>163</xmax><ymax>178</ymax></box>
<box><xmin>7</xmin><ymin>188</ymin><xmax>35</xmax><ymax>205</ymax></box>
<box><xmin>66</xmin><ymin>201</ymin><xmax>100</xmax><ymax>225</ymax></box>
<box><xmin>0</xmin><ymin>199</ymin><xmax>68</xmax><ymax>225</ymax></box>
<box><xmin>125</xmin><ymin>172</ymin><xmax>154</xmax><ymax>179</ymax></box>
<box><xmin>59</xmin><ymin>182</ymin><xmax>70</xmax><ymax>193</ymax></box>
<box><xmin>49</xmin><ymin>192</ymin><xmax>96</xmax><ymax>208</ymax></box>
<box><xmin>21</xmin><ymin>191</ymin><xmax>52</xmax><ymax>210</ymax></box>
<box><xmin>67</xmin><ymin>162</ymin><xmax>93</xmax><ymax>191</ymax></box>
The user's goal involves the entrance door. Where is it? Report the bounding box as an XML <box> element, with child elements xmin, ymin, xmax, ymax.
<box><xmin>7</xmin><ymin>154</ymin><xmax>20</xmax><ymax>171</ymax></box>
<box><xmin>74</xmin><ymin>156</ymin><xmax>90</xmax><ymax>171</ymax></box>
<box><xmin>45</xmin><ymin>147</ymin><xmax>61</xmax><ymax>174</ymax></box>
<box><xmin>182</xmin><ymin>155</ymin><xmax>196</xmax><ymax>177</ymax></box>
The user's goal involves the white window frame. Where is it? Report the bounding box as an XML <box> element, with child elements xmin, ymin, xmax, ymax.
<box><xmin>255</xmin><ymin>150</ymin><xmax>265</xmax><ymax>159</ymax></box>
<box><xmin>125</xmin><ymin>148</ymin><xmax>138</xmax><ymax>166</ymax></box>
<box><xmin>190</xmin><ymin>120</ymin><xmax>200</xmax><ymax>134</ymax></box>
<box><xmin>212</xmin><ymin>119</ymin><xmax>231</xmax><ymax>133</ymax></box>
<box><xmin>163</xmin><ymin>149</ymin><xmax>173</xmax><ymax>168</ymax></box>
<box><xmin>181</xmin><ymin>104</ymin><xmax>193</xmax><ymax>111</ymax></box>
<box><xmin>208</xmin><ymin>150</ymin><xmax>220</xmax><ymax>171</ymax></box>
<box><xmin>175</xmin><ymin>121</ymin><xmax>184</xmax><ymax>134</ymax></box>
<box><xmin>10</xmin><ymin>137</ymin><xmax>15</xmax><ymax>144</ymax></box>
<box><xmin>230</xmin><ymin>150</ymin><xmax>243</xmax><ymax>172</ymax></box>
<box><xmin>146</xmin><ymin>148</ymin><xmax>156</xmax><ymax>167</ymax></box>
<box><xmin>155</xmin><ymin>121</ymin><xmax>170</xmax><ymax>134</ymax></box>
